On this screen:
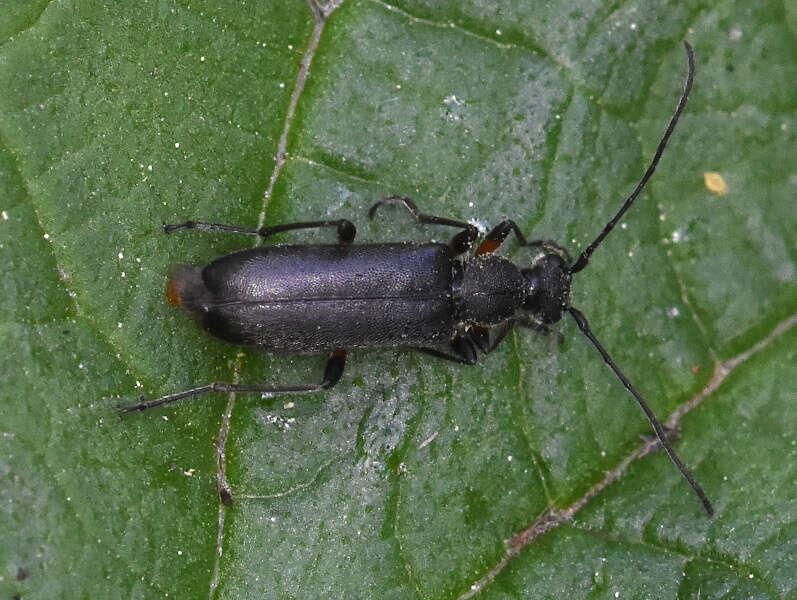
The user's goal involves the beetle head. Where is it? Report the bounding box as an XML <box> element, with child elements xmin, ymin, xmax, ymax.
<box><xmin>521</xmin><ymin>253</ymin><xmax>571</xmax><ymax>324</ymax></box>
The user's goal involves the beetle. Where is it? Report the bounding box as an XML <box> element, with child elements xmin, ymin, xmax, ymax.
<box><xmin>122</xmin><ymin>43</ymin><xmax>712</xmax><ymax>516</ymax></box>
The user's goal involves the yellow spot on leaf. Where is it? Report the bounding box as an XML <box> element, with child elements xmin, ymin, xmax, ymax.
<box><xmin>703</xmin><ymin>172</ymin><xmax>727</xmax><ymax>195</ymax></box>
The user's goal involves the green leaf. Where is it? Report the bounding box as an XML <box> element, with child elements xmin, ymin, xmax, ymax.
<box><xmin>1</xmin><ymin>1</ymin><xmax>794</xmax><ymax>598</ymax></box>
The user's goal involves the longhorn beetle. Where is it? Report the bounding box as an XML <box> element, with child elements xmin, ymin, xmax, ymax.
<box><xmin>122</xmin><ymin>43</ymin><xmax>712</xmax><ymax>516</ymax></box>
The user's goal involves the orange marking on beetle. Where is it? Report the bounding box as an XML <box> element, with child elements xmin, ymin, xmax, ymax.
<box><xmin>166</xmin><ymin>278</ymin><xmax>181</xmax><ymax>306</ymax></box>
<box><xmin>476</xmin><ymin>238</ymin><xmax>501</xmax><ymax>255</ymax></box>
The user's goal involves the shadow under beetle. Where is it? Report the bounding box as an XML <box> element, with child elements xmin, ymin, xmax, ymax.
<box><xmin>123</xmin><ymin>43</ymin><xmax>712</xmax><ymax>516</ymax></box>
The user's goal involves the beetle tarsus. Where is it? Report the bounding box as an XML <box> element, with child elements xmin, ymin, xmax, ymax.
<box><xmin>164</xmin><ymin>221</ymin><xmax>258</xmax><ymax>235</ymax></box>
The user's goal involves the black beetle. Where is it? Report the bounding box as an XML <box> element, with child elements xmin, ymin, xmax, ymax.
<box><xmin>123</xmin><ymin>43</ymin><xmax>711</xmax><ymax>516</ymax></box>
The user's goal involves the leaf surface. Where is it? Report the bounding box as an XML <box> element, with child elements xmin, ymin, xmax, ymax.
<box><xmin>1</xmin><ymin>1</ymin><xmax>794</xmax><ymax>598</ymax></box>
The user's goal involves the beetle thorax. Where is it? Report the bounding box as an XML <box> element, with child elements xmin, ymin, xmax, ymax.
<box><xmin>456</xmin><ymin>254</ymin><xmax>527</xmax><ymax>325</ymax></box>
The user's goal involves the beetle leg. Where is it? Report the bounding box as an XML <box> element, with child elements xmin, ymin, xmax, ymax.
<box><xmin>368</xmin><ymin>195</ymin><xmax>468</xmax><ymax>230</ymax></box>
<box><xmin>473</xmin><ymin>320</ymin><xmax>516</xmax><ymax>355</ymax></box>
<box><xmin>475</xmin><ymin>220</ymin><xmax>571</xmax><ymax>261</ymax></box>
<box><xmin>469</xmin><ymin>325</ymin><xmax>491</xmax><ymax>354</ymax></box>
<box><xmin>164</xmin><ymin>219</ymin><xmax>356</xmax><ymax>246</ymax></box>
<box><xmin>257</xmin><ymin>220</ymin><xmax>356</xmax><ymax>245</ymax></box>
<box><xmin>413</xmin><ymin>336</ymin><xmax>478</xmax><ymax>365</ymax></box>
<box><xmin>413</xmin><ymin>320</ymin><xmax>517</xmax><ymax>365</ymax></box>
<box><xmin>118</xmin><ymin>350</ymin><xmax>347</xmax><ymax>413</ymax></box>
<box><xmin>475</xmin><ymin>220</ymin><xmax>525</xmax><ymax>255</ymax></box>
<box><xmin>368</xmin><ymin>195</ymin><xmax>478</xmax><ymax>256</ymax></box>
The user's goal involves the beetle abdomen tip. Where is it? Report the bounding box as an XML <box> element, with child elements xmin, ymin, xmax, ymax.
<box><xmin>166</xmin><ymin>277</ymin><xmax>182</xmax><ymax>306</ymax></box>
<box><xmin>166</xmin><ymin>265</ymin><xmax>208</xmax><ymax>313</ymax></box>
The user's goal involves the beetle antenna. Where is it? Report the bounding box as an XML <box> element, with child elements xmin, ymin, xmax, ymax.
<box><xmin>570</xmin><ymin>41</ymin><xmax>695</xmax><ymax>275</ymax></box>
<box><xmin>568</xmin><ymin>306</ymin><xmax>713</xmax><ymax>516</ymax></box>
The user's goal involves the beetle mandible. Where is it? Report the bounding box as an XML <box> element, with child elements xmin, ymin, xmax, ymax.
<box><xmin>122</xmin><ymin>43</ymin><xmax>712</xmax><ymax>516</ymax></box>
